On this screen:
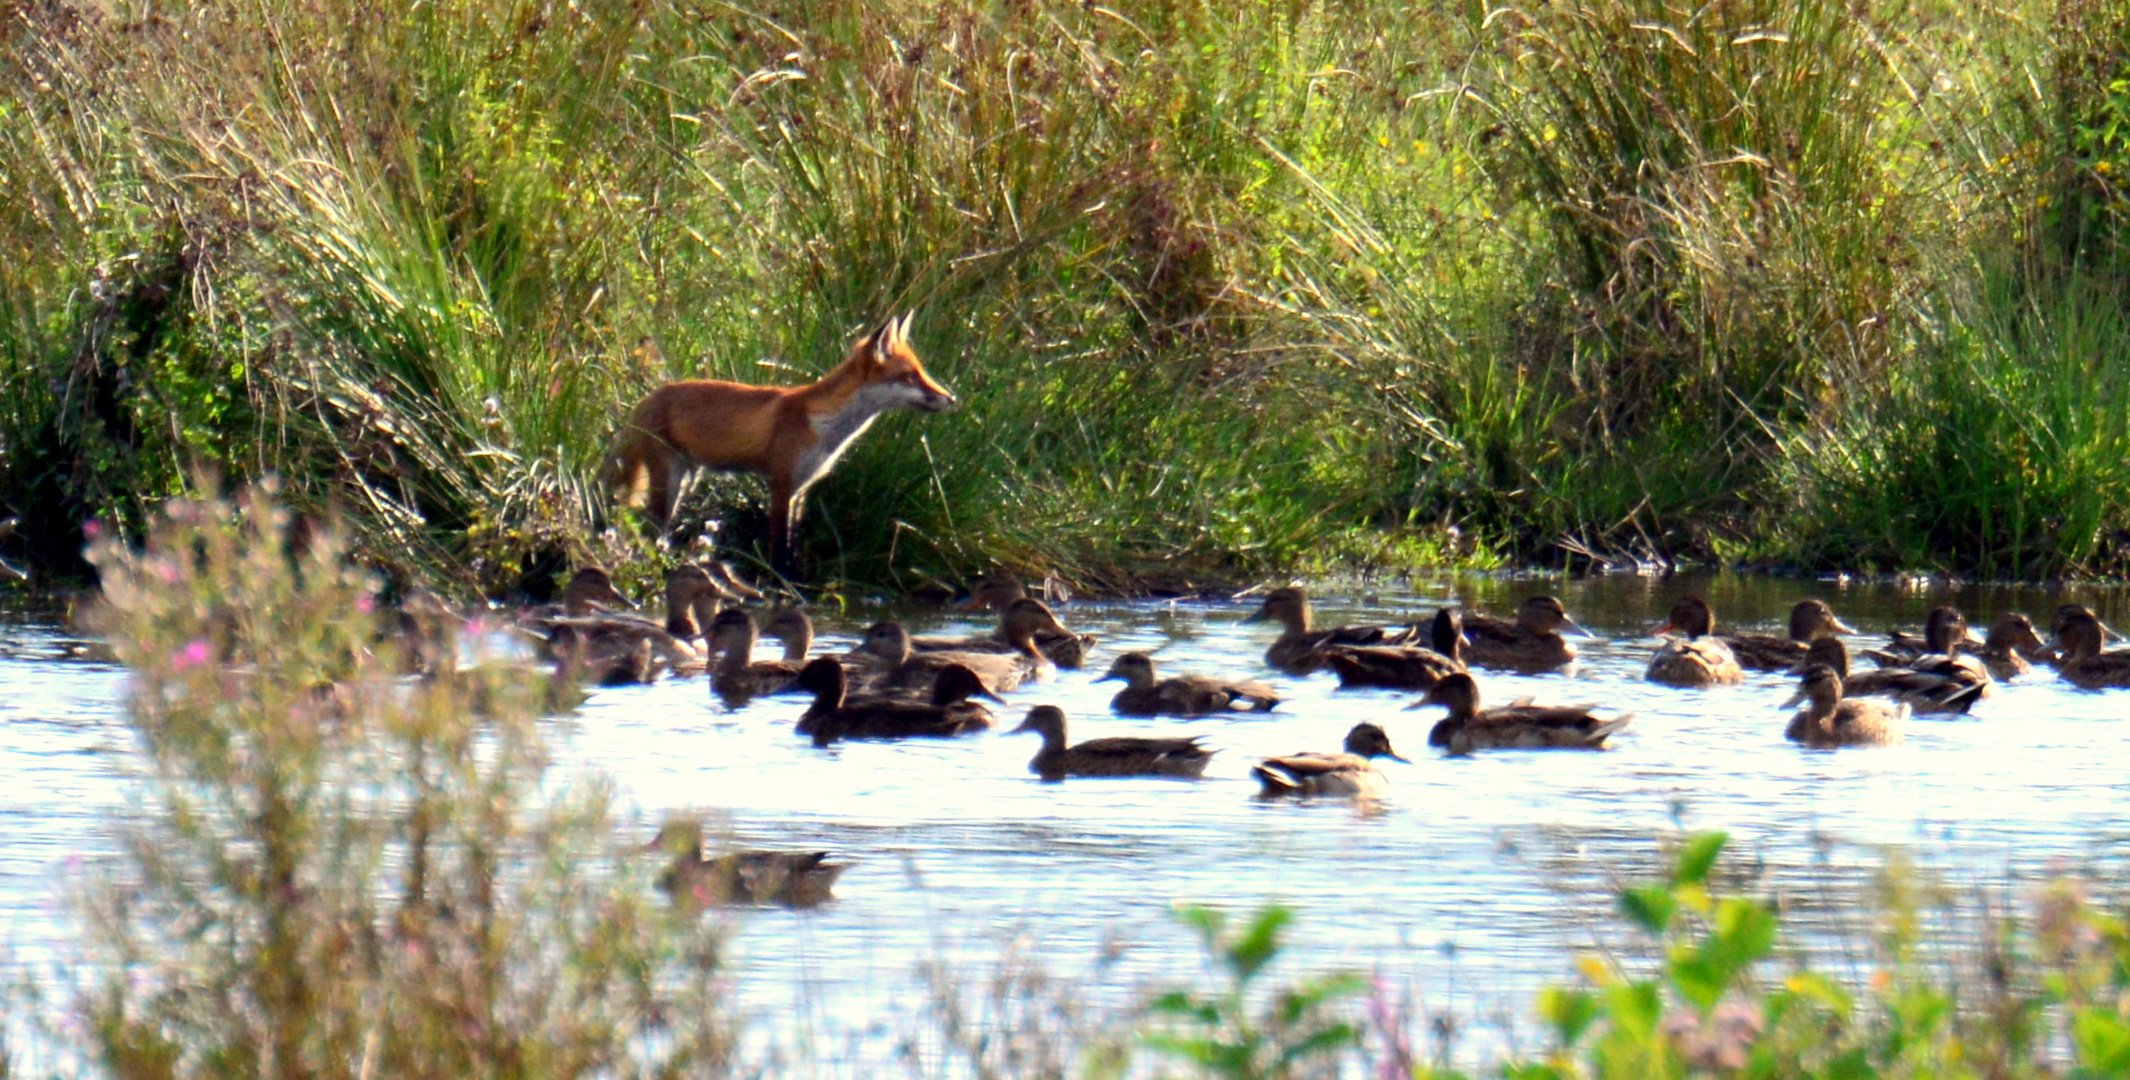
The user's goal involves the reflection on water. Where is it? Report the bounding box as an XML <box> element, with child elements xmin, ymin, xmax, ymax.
<box><xmin>3</xmin><ymin>576</ymin><xmax>2129</xmax><ymax>1066</ymax></box>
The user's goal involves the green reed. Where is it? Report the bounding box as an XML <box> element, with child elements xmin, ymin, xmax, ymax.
<box><xmin>3</xmin><ymin>0</ymin><xmax>2130</xmax><ymax>591</ymax></box>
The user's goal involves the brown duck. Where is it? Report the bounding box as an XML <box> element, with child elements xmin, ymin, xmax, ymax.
<box><xmin>1714</xmin><ymin>599</ymin><xmax>1856</xmax><ymax>671</ymax></box>
<box><xmin>1323</xmin><ymin>607</ymin><xmax>1468</xmax><ymax>691</ymax></box>
<box><xmin>1243</xmin><ymin>586</ymin><xmax>1423</xmax><ymax>675</ymax></box>
<box><xmin>1253</xmin><ymin>723</ymin><xmax>1408</xmax><ymax>799</ymax></box>
<box><xmin>914</xmin><ymin>576</ymin><xmax>1097</xmax><ymax>668</ymax></box>
<box><xmin>1646</xmin><ymin>596</ymin><xmax>1746</xmax><ymax>687</ymax></box>
<box><xmin>1008</xmin><ymin>705</ymin><xmax>1213</xmax><ymax>781</ymax></box>
<box><xmin>708</xmin><ymin>608</ymin><xmax>804</xmax><ymax>704</ymax></box>
<box><xmin>2051</xmin><ymin>611</ymin><xmax>2130</xmax><ymax>690</ymax></box>
<box><xmin>646</xmin><ymin>819</ymin><xmax>847</xmax><ymax>909</ymax></box>
<box><xmin>532</xmin><ymin>566</ymin><xmax>720</xmax><ymax>676</ymax></box>
<box><xmin>1783</xmin><ymin>664</ymin><xmax>1906</xmax><ymax>747</ymax></box>
<box><xmin>2043</xmin><ymin>604</ymin><xmax>2119</xmax><ymax>668</ymax></box>
<box><xmin>1098</xmin><ymin>652</ymin><xmax>1281</xmax><ymax>717</ymax></box>
<box><xmin>1460</xmin><ymin>596</ymin><xmax>1587</xmax><ymax>672</ymax></box>
<box><xmin>794</xmin><ymin>657</ymin><xmax>1001</xmax><ymax>744</ymax></box>
<box><xmin>761</xmin><ymin>605</ymin><xmax>817</xmax><ymax>664</ymax></box>
<box><xmin>1794</xmin><ymin>637</ymin><xmax>1984</xmax><ymax>715</ymax></box>
<box><xmin>1411</xmin><ymin>672</ymin><xmax>1630</xmax><ymax>754</ymax></box>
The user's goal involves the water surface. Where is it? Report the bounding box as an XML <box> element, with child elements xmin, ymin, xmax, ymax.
<box><xmin>4</xmin><ymin>576</ymin><xmax>2128</xmax><ymax>1068</ymax></box>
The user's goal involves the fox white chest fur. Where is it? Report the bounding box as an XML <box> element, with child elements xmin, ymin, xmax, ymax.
<box><xmin>792</xmin><ymin>381</ymin><xmax>931</xmax><ymax>495</ymax></box>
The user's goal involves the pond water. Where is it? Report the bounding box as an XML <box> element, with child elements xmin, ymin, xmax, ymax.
<box><xmin>4</xmin><ymin>575</ymin><xmax>2129</xmax><ymax>1070</ymax></box>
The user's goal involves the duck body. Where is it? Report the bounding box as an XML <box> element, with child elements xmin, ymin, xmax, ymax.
<box><xmin>1862</xmin><ymin>607</ymin><xmax>1995</xmax><ymax>700</ymax></box>
<box><xmin>1414</xmin><ymin>673</ymin><xmax>1629</xmax><ymax>754</ymax></box>
<box><xmin>1244</xmin><ymin>586</ymin><xmax>1422</xmax><ymax>675</ymax></box>
<box><xmin>1645</xmin><ymin>597</ymin><xmax>1745</xmax><ymax>687</ymax></box>
<box><xmin>647</xmin><ymin>821</ymin><xmax>846</xmax><ymax>909</ymax></box>
<box><xmin>1783</xmin><ymin>665</ymin><xmax>1906</xmax><ymax>747</ymax></box>
<box><xmin>1977</xmin><ymin>612</ymin><xmax>2044</xmax><ymax>680</ymax></box>
<box><xmin>1323</xmin><ymin>608</ymin><xmax>1466</xmax><ymax>691</ymax></box>
<box><xmin>795</xmin><ymin>657</ymin><xmax>1000</xmax><ymax>744</ymax></box>
<box><xmin>1009</xmin><ymin>705</ymin><xmax>1212</xmax><ymax>781</ymax></box>
<box><xmin>1713</xmin><ymin>599</ymin><xmax>1855</xmax><ymax>672</ymax></box>
<box><xmin>1099</xmin><ymin>652</ymin><xmax>1280</xmax><ymax>717</ymax></box>
<box><xmin>1460</xmin><ymin>596</ymin><xmax>1584</xmax><ymax>672</ymax></box>
<box><xmin>1253</xmin><ymin>723</ymin><xmax>1407</xmax><ymax>799</ymax></box>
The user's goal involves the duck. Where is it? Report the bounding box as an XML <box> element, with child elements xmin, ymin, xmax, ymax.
<box><xmin>1097</xmin><ymin>652</ymin><xmax>1281</xmax><ymax>717</ymax></box>
<box><xmin>1008</xmin><ymin>705</ymin><xmax>1213</xmax><ymax>781</ymax></box>
<box><xmin>645</xmin><ymin>819</ymin><xmax>846</xmax><ymax>909</ymax></box>
<box><xmin>1793</xmin><ymin>637</ymin><xmax>1984</xmax><ymax>715</ymax></box>
<box><xmin>1713</xmin><ymin>599</ymin><xmax>1856</xmax><ymax>671</ymax></box>
<box><xmin>1242</xmin><ymin>586</ymin><xmax>1424</xmax><ymax>675</ymax></box>
<box><xmin>1409</xmin><ymin>672</ymin><xmax>1630</xmax><ymax>754</ymax></box>
<box><xmin>2050</xmin><ymin>611</ymin><xmax>2130</xmax><ymax>689</ymax></box>
<box><xmin>1460</xmin><ymin>595</ymin><xmax>1586</xmax><ymax>672</ymax></box>
<box><xmin>860</xmin><ymin>598</ymin><xmax>1067</xmax><ymax>694</ymax></box>
<box><xmin>520</xmin><ymin>566</ymin><xmax>632</xmax><ymax>625</ymax></box>
<box><xmin>915</xmin><ymin>576</ymin><xmax>1098</xmax><ymax>668</ymax></box>
<box><xmin>794</xmin><ymin>657</ymin><xmax>1001</xmax><ymax>744</ymax></box>
<box><xmin>551</xmin><ymin>629</ymin><xmax>660</xmax><ymax>688</ymax></box>
<box><xmin>1252</xmin><ymin>723</ymin><xmax>1408</xmax><ymax>799</ymax></box>
<box><xmin>1322</xmin><ymin>607</ymin><xmax>1467</xmax><ymax>691</ymax></box>
<box><xmin>1977</xmin><ymin>612</ymin><xmax>2045</xmax><ymax>680</ymax></box>
<box><xmin>1782</xmin><ymin>664</ymin><xmax>1907</xmax><ymax>747</ymax></box>
<box><xmin>708</xmin><ymin>608</ymin><xmax>805</xmax><ymax>704</ymax></box>
<box><xmin>1645</xmin><ymin>596</ymin><xmax>1746</xmax><ymax>687</ymax></box>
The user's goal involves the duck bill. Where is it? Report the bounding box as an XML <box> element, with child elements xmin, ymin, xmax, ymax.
<box><xmin>1093</xmin><ymin>670</ymin><xmax>1124</xmax><ymax>684</ymax></box>
<box><xmin>973</xmin><ymin>686</ymin><xmax>1006</xmax><ymax>704</ymax></box>
<box><xmin>1241</xmin><ymin>607</ymin><xmax>1270</xmax><ymax>624</ymax></box>
<box><xmin>1780</xmin><ymin>686</ymin><xmax>1807</xmax><ymax>709</ymax></box>
<box><xmin>1560</xmin><ymin>615</ymin><xmax>1595</xmax><ymax>638</ymax></box>
<box><xmin>1007</xmin><ymin>718</ymin><xmax>1035</xmax><ymax>734</ymax></box>
<box><xmin>1401</xmin><ymin>698</ymin><xmax>1443</xmax><ymax>712</ymax></box>
<box><xmin>1383</xmin><ymin>752</ymin><xmax>1413</xmax><ymax>764</ymax></box>
<box><xmin>1648</xmin><ymin>618</ymin><xmax>1676</xmax><ymax>637</ymax></box>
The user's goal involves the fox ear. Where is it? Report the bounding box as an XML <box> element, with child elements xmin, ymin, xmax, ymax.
<box><xmin>896</xmin><ymin>311</ymin><xmax>915</xmax><ymax>345</ymax></box>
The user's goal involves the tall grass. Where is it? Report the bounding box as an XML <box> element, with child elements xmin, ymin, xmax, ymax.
<box><xmin>3</xmin><ymin>0</ymin><xmax>2130</xmax><ymax>590</ymax></box>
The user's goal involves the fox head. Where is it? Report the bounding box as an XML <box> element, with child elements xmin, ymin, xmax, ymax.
<box><xmin>857</xmin><ymin>312</ymin><xmax>957</xmax><ymax>412</ymax></box>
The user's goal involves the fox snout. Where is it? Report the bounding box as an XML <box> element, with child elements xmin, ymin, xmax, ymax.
<box><xmin>920</xmin><ymin>386</ymin><xmax>959</xmax><ymax>412</ymax></box>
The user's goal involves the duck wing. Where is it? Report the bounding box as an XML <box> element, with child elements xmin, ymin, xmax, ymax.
<box><xmin>2064</xmin><ymin>648</ymin><xmax>2130</xmax><ymax>689</ymax></box>
<box><xmin>1828</xmin><ymin>699</ymin><xmax>1907</xmax><ymax>745</ymax></box>
<box><xmin>1469</xmin><ymin>705</ymin><xmax>1632</xmax><ymax>749</ymax></box>
<box><xmin>1067</xmin><ymin>735</ymin><xmax>1214</xmax><ymax>777</ymax></box>
<box><xmin>1460</xmin><ymin>619</ymin><xmax>1574</xmax><ymax>670</ymax></box>
<box><xmin>1323</xmin><ymin>646</ymin><xmax>1462</xmax><ymax>690</ymax></box>
<box><xmin>1253</xmin><ymin>752</ymin><xmax>1382</xmax><ymax>797</ymax></box>
<box><xmin>1844</xmin><ymin>665</ymin><xmax>1985</xmax><ymax>714</ymax></box>
<box><xmin>1716</xmin><ymin>632</ymin><xmax>1807</xmax><ymax>672</ymax></box>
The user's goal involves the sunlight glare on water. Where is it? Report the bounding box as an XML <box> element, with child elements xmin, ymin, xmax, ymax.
<box><xmin>3</xmin><ymin>575</ymin><xmax>2128</xmax><ymax>1067</ymax></box>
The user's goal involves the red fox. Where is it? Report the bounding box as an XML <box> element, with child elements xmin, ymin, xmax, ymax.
<box><xmin>607</xmin><ymin>314</ymin><xmax>957</xmax><ymax>575</ymax></box>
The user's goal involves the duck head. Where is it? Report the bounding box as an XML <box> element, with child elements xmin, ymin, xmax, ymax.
<box><xmin>1652</xmin><ymin>596</ymin><xmax>1716</xmax><ymax>640</ymax></box>
<box><xmin>1000</xmin><ymin>598</ymin><xmax>1070</xmax><ymax>653</ymax></box>
<box><xmin>1343</xmin><ymin>722</ymin><xmax>1410</xmax><ymax>763</ymax></box>
<box><xmin>561</xmin><ymin>567</ymin><xmax>630</xmax><ymax>615</ymax></box>
<box><xmin>2049</xmin><ymin>611</ymin><xmax>2106</xmax><ymax>661</ymax></box>
<box><xmin>762</xmin><ymin>606</ymin><xmax>815</xmax><ymax>661</ymax></box>
<box><xmin>1407</xmin><ymin>671</ymin><xmax>1481</xmax><ymax>720</ymax></box>
<box><xmin>1519</xmin><ymin>595</ymin><xmax>1589</xmax><ymax>637</ymax></box>
<box><xmin>958</xmin><ymin>575</ymin><xmax>1028</xmax><ymax>612</ymax></box>
<box><xmin>708</xmin><ymin>608</ymin><xmax>758</xmax><ymax>664</ymax></box>
<box><xmin>1782</xmin><ymin>663</ymin><xmax>1845</xmax><ymax>714</ymax></box>
<box><xmin>1431</xmin><ymin>607</ymin><xmax>1468</xmax><ymax>659</ymax></box>
<box><xmin>861</xmin><ymin>621</ymin><xmax>914</xmax><ymax>665</ymax></box>
<box><xmin>931</xmin><ymin>663</ymin><xmax>1005</xmax><ymax>706</ymax></box>
<box><xmin>1922</xmin><ymin>607</ymin><xmax>1980</xmax><ymax>655</ymax></box>
<box><xmin>795</xmin><ymin>656</ymin><xmax>849</xmax><ymax>706</ymax></box>
<box><xmin>1243</xmin><ymin>587</ymin><xmax>1311</xmax><ymax>633</ymax></box>
<box><xmin>1986</xmin><ymin>611</ymin><xmax>2043</xmax><ymax>654</ymax></box>
<box><xmin>1007</xmin><ymin>704</ymin><xmax>1070</xmax><ymax>744</ymax></box>
<box><xmin>1791</xmin><ymin>636</ymin><xmax>1851</xmax><ymax>678</ymax></box>
<box><xmin>644</xmin><ymin>818</ymin><xmax>705</xmax><ymax>859</ymax></box>
<box><xmin>1788</xmin><ymin>599</ymin><xmax>1856</xmax><ymax>642</ymax></box>
<box><xmin>1097</xmin><ymin>652</ymin><xmax>1159</xmax><ymax>690</ymax></box>
<box><xmin>664</xmin><ymin>564</ymin><xmax>718</xmax><ymax>638</ymax></box>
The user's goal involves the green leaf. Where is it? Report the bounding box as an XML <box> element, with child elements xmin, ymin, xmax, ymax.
<box><xmin>1782</xmin><ymin>971</ymin><xmax>1853</xmax><ymax>1016</ymax></box>
<box><xmin>1539</xmin><ymin>987</ymin><xmax>1600</xmax><ymax>1045</ymax></box>
<box><xmin>1620</xmin><ymin>884</ymin><xmax>1678</xmax><ymax>936</ymax></box>
<box><xmin>1674</xmin><ymin>831</ymin><xmax>1728</xmax><ymax>887</ymax></box>
<box><xmin>2072</xmin><ymin>1009</ymin><xmax>2130</xmax><ymax>1071</ymax></box>
<box><xmin>1605</xmin><ymin>980</ymin><xmax>1664</xmax><ymax>1040</ymax></box>
<box><xmin>1227</xmin><ymin>904</ymin><xmax>1292</xmax><ymax>981</ymax></box>
<box><xmin>1707</xmin><ymin>898</ymin><xmax>1779</xmax><ymax>967</ymax></box>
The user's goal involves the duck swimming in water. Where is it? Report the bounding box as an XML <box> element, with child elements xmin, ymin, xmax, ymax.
<box><xmin>1782</xmin><ymin>664</ymin><xmax>1907</xmax><ymax>748</ymax></box>
<box><xmin>1242</xmin><ymin>586</ymin><xmax>1424</xmax><ymax>675</ymax></box>
<box><xmin>1008</xmin><ymin>705</ymin><xmax>1213</xmax><ymax>781</ymax></box>
<box><xmin>1410</xmin><ymin>672</ymin><xmax>1630</xmax><ymax>754</ymax></box>
<box><xmin>1097</xmin><ymin>652</ymin><xmax>1281</xmax><ymax>717</ymax></box>
<box><xmin>1460</xmin><ymin>596</ymin><xmax>1587</xmax><ymax>672</ymax></box>
<box><xmin>1713</xmin><ymin>599</ymin><xmax>1855</xmax><ymax>672</ymax></box>
<box><xmin>1645</xmin><ymin>596</ymin><xmax>1746</xmax><ymax>687</ymax></box>
<box><xmin>645</xmin><ymin>819</ymin><xmax>847</xmax><ymax>910</ymax></box>
<box><xmin>1321</xmin><ymin>608</ymin><xmax>1467</xmax><ymax>691</ymax></box>
<box><xmin>1252</xmin><ymin>723</ymin><xmax>1408</xmax><ymax>799</ymax></box>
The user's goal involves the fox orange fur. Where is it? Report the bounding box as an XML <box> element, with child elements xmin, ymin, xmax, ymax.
<box><xmin>607</xmin><ymin>314</ymin><xmax>957</xmax><ymax>576</ymax></box>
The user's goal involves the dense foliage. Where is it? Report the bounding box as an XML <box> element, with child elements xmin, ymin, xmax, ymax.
<box><xmin>3</xmin><ymin>0</ymin><xmax>2128</xmax><ymax>592</ymax></box>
